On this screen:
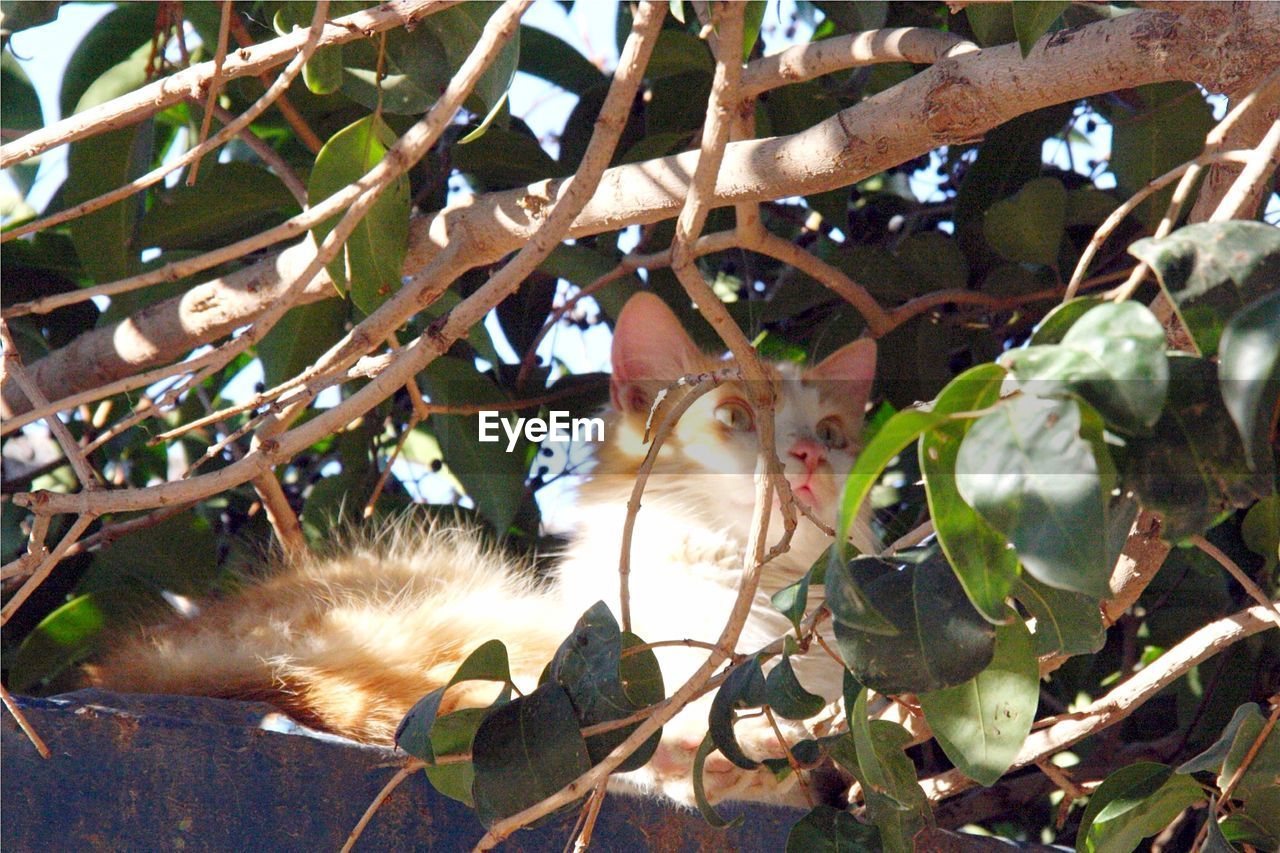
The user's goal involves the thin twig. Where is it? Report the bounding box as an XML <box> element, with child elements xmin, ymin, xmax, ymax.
<box><xmin>226</xmin><ymin>11</ymin><xmax>325</xmax><ymax>153</ymax></box>
<box><xmin>1192</xmin><ymin>535</ymin><xmax>1280</xmax><ymax>628</ymax></box>
<box><xmin>0</xmin><ymin>514</ymin><xmax>97</xmax><ymax>626</ymax></box>
<box><xmin>763</xmin><ymin>706</ymin><xmax>814</xmax><ymax>808</ymax></box>
<box><xmin>187</xmin><ymin>0</ymin><xmax>234</xmax><ymax>185</ymax></box>
<box><xmin>0</xmin><ymin>321</ymin><xmax>101</xmax><ymax>491</ymax></box>
<box><xmin>0</xmin><ymin>682</ymin><xmax>51</xmax><ymax>759</ymax></box>
<box><xmin>251</xmin><ymin>471</ymin><xmax>306</xmax><ymax>558</ymax></box>
<box><xmin>340</xmin><ymin>759</ymin><xmax>424</xmax><ymax>853</ymax></box>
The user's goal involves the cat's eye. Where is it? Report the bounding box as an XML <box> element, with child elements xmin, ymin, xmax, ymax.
<box><xmin>816</xmin><ymin>417</ymin><xmax>848</xmax><ymax>450</ymax></box>
<box><xmin>713</xmin><ymin>400</ymin><xmax>754</xmax><ymax>432</ymax></box>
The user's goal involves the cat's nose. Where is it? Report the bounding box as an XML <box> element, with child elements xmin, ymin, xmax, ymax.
<box><xmin>788</xmin><ymin>438</ymin><xmax>825</xmax><ymax>475</ymax></box>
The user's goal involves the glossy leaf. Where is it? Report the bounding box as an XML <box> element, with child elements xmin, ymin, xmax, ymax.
<box><xmin>692</xmin><ymin>733</ymin><xmax>741</xmax><ymax>828</ymax></box>
<box><xmin>421</xmin><ymin>707</ymin><xmax>488</xmax><ymax>806</ymax></box>
<box><xmin>1218</xmin><ymin>289</ymin><xmax>1280</xmax><ymax>469</ymax></box>
<box><xmin>772</xmin><ymin>552</ymin><xmax>826</xmax><ymax>635</ymax></box>
<box><xmin>1003</xmin><ymin>301</ymin><xmax>1169</xmax><ymax>434</ymax></box>
<box><xmin>517</xmin><ymin>25</ymin><xmax>605</xmax><ymax>94</ymax></box>
<box><xmin>550</xmin><ymin>602</ymin><xmax>663</xmax><ymax>772</ymax></box>
<box><xmin>1029</xmin><ymin>297</ymin><xmax>1105</xmax><ymax>346</ymax></box>
<box><xmin>921</xmin><ymin>363</ymin><xmax>1017</xmax><ymax>623</ymax></box>
<box><xmin>919</xmin><ymin>616</ymin><xmax>1038</xmax><ymax>786</ymax></box>
<box><xmin>308</xmin><ymin>115</ymin><xmax>410</xmax><ymax>315</ymax></box>
<box><xmin>1218</xmin><ymin>705</ymin><xmax>1280</xmax><ymax>808</ymax></box>
<box><xmin>983</xmin><ymin>177</ymin><xmax>1066</xmax><ymax>266</ymax></box>
<box><xmin>708</xmin><ymin>656</ymin><xmax>767</xmax><ymax>770</ymax></box>
<box><xmin>764</xmin><ymin>652</ymin><xmax>825</xmax><ymax>721</ymax></box>
<box><xmin>472</xmin><ymin>682</ymin><xmax>591</xmax><ymax>827</ymax></box>
<box><xmin>850</xmin><ymin>689</ymin><xmax>933</xmax><ymax>853</ymax></box>
<box><xmin>785</xmin><ymin>804</ymin><xmax>881</xmax><ymax>851</ymax></box>
<box><xmin>833</xmin><ymin>547</ymin><xmax>996</xmax><ymax>695</ymax></box>
<box><xmin>1012</xmin><ymin>1</ymin><xmax>1069</xmax><ymax>56</ymax></box>
<box><xmin>957</xmin><ymin>396</ymin><xmax>1112</xmax><ymax>597</ymax></box>
<box><xmin>1130</xmin><ymin>221</ymin><xmax>1280</xmax><ymax>358</ymax></box>
<box><xmin>137</xmin><ymin>162</ymin><xmax>298</xmax><ymax>251</ymax></box>
<box><xmin>395</xmin><ymin>639</ymin><xmax>512</xmax><ymax>762</ymax></box>
<box><xmin>1178</xmin><ymin>703</ymin><xmax>1259</xmax><ymax>775</ymax></box>
<box><xmin>1077</xmin><ymin>762</ymin><xmax>1205</xmax><ymax>853</ymax></box>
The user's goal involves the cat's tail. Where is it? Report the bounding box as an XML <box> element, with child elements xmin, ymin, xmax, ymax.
<box><xmin>84</xmin><ymin>524</ymin><xmax>568</xmax><ymax>745</ymax></box>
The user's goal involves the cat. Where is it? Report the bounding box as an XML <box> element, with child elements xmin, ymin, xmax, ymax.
<box><xmin>86</xmin><ymin>291</ymin><xmax>878</xmax><ymax>808</ymax></box>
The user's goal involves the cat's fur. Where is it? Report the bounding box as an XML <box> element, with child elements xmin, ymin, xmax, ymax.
<box><xmin>87</xmin><ymin>292</ymin><xmax>877</xmax><ymax>807</ymax></box>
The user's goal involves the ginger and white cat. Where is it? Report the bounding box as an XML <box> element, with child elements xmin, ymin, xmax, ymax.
<box><xmin>88</xmin><ymin>292</ymin><xmax>877</xmax><ymax>807</ymax></box>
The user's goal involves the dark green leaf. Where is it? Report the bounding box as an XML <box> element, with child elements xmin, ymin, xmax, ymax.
<box><xmin>850</xmin><ymin>689</ymin><xmax>933</xmax><ymax>853</ymax></box>
<box><xmin>765</xmin><ymin>652</ymin><xmax>825</xmax><ymax>721</ymax></box>
<box><xmin>1241</xmin><ymin>496</ymin><xmax>1279</xmax><ymax>574</ymax></box>
<box><xmin>550</xmin><ymin>602</ymin><xmax>663</xmax><ymax>771</ymax></box>
<box><xmin>1029</xmin><ymin>297</ymin><xmax>1105</xmax><ymax>345</ymax></box>
<box><xmin>825</xmin><ymin>551</ymin><xmax>898</xmax><ymax>637</ymax></box>
<box><xmin>1106</xmin><ymin>83</ymin><xmax>1215</xmax><ymax>228</ymax></box>
<box><xmin>743</xmin><ymin>0</ymin><xmax>767</xmax><ymax>58</ymax></box>
<box><xmin>395</xmin><ymin>639</ymin><xmax>512</xmax><ymax>762</ymax></box>
<box><xmin>708</xmin><ymin>657</ymin><xmax>767</xmax><ymax>770</ymax></box>
<box><xmin>257</xmin><ymin>298</ymin><xmax>348</xmax><ymax>389</ymax></box>
<box><xmin>921</xmin><ymin>363</ymin><xmax>1017</xmax><ymax>623</ymax></box>
<box><xmin>0</xmin><ymin>1</ymin><xmax>61</xmax><ymax>38</ymax></box>
<box><xmin>1077</xmin><ymin>762</ymin><xmax>1205</xmax><ymax>853</ymax></box>
<box><xmin>452</xmin><ymin>124</ymin><xmax>564</xmax><ymax>189</ymax></box>
<box><xmin>79</xmin><ymin>510</ymin><xmax>218</xmax><ymax>596</ymax></box>
<box><xmin>1130</xmin><ymin>221</ymin><xmax>1280</xmax><ymax>359</ymax></box>
<box><xmin>58</xmin><ymin>3</ymin><xmax>153</xmax><ymax>118</ymax></box>
<box><xmin>1178</xmin><ymin>703</ymin><xmax>1259</xmax><ymax>775</ymax></box>
<box><xmin>137</xmin><ymin>162</ymin><xmax>298</xmax><ymax>251</ymax></box>
<box><xmin>1120</xmin><ymin>355</ymin><xmax>1273</xmax><ymax>540</ymax></box>
<box><xmin>983</xmin><ymin>177</ymin><xmax>1066</xmax><ymax>266</ymax></box>
<box><xmin>772</xmin><ymin>552</ymin><xmax>826</xmax><ymax>635</ymax></box>
<box><xmin>785</xmin><ymin>804</ymin><xmax>881</xmax><ymax>852</ymax></box>
<box><xmin>517</xmin><ymin>25</ymin><xmax>605</xmax><ymax>94</ymax></box>
<box><xmin>895</xmin><ymin>232</ymin><xmax>969</xmax><ymax>294</ymax></box>
<box><xmin>965</xmin><ymin>3</ymin><xmax>1015</xmax><ymax>46</ymax></box>
<box><xmin>1218</xmin><ymin>705</ymin><xmax>1280</xmax><ymax>806</ymax></box>
<box><xmin>957</xmin><ymin>396</ymin><xmax>1111</xmax><ymax>597</ymax></box>
<box><xmin>919</xmin><ymin>616</ymin><xmax>1038</xmax><ymax>786</ymax></box>
<box><xmin>1218</xmin><ymin>289</ymin><xmax>1280</xmax><ymax>469</ymax></box>
<box><xmin>421</xmin><ymin>707</ymin><xmax>488</xmax><ymax>806</ymax></box>
<box><xmin>692</xmin><ymin>733</ymin><xmax>741</xmax><ymax>828</ymax></box>
<box><xmin>833</xmin><ymin>547</ymin><xmax>996</xmax><ymax>695</ymax></box>
<box><xmin>308</xmin><ymin>115</ymin><xmax>410</xmax><ymax>314</ymax></box>
<box><xmin>1</xmin><ymin>53</ymin><xmax>41</xmax><ymax>136</ymax></box>
<box><xmin>1003</xmin><ymin>301</ymin><xmax>1169</xmax><ymax>434</ymax></box>
<box><xmin>1012</xmin><ymin>1</ymin><xmax>1069</xmax><ymax>57</ymax></box>
<box><xmin>472</xmin><ymin>682</ymin><xmax>591</xmax><ymax>827</ymax></box>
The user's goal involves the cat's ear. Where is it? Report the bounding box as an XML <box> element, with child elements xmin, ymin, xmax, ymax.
<box><xmin>610</xmin><ymin>293</ymin><xmax>704</xmax><ymax>413</ymax></box>
<box><xmin>809</xmin><ymin>338</ymin><xmax>877</xmax><ymax>414</ymax></box>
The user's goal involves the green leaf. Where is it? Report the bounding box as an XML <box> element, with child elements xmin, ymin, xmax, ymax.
<box><xmin>850</xmin><ymin>689</ymin><xmax>933</xmax><ymax>853</ymax></box>
<box><xmin>692</xmin><ymin>733</ymin><xmax>741</xmax><ymax>828</ymax></box>
<box><xmin>1218</xmin><ymin>705</ymin><xmax>1280</xmax><ymax>806</ymax></box>
<box><xmin>472</xmin><ymin>682</ymin><xmax>591</xmax><ymax>827</ymax></box>
<box><xmin>825</xmin><ymin>551</ymin><xmax>898</xmax><ymax>637</ymax></box>
<box><xmin>79</xmin><ymin>510</ymin><xmax>219</xmax><ymax>596</ymax></box>
<box><xmin>1003</xmin><ymin>301</ymin><xmax>1169</xmax><ymax>434</ymax></box>
<box><xmin>550</xmin><ymin>602</ymin><xmax>663</xmax><ymax>772</ymax></box>
<box><xmin>1106</xmin><ymin>83</ymin><xmax>1215</xmax><ymax>228</ymax></box>
<box><xmin>1029</xmin><ymin>297</ymin><xmax>1105</xmax><ymax>345</ymax></box>
<box><xmin>983</xmin><ymin>177</ymin><xmax>1066</xmax><ymax>266</ymax></box>
<box><xmin>1218</xmin><ymin>289</ymin><xmax>1280</xmax><ymax>469</ymax></box>
<box><xmin>1077</xmin><ymin>762</ymin><xmax>1205</xmax><ymax>853</ymax></box>
<box><xmin>708</xmin><ymin>656</ymin><xmax>768</xmax><ymax>770</ymax></box>
<box><xmin>785</xmin><ymin>804</ymin><xmax>881</xmax><ymax>851</ymax></box>
<box><xmin>1012</xmin><ymin>1</ymin><xmax>1069</xmax><ymax>57</ymax></box>
<box><xmin>1119</xmin><ymin>355</ymin><xmax>1273</xmax><ymax>540</ymax></box>
<box><xmin>517</xmin><ymin>25</ymin><xmax>605</xmax><ymax>95</ymax></box>
<box><xmin>1013</xmin><ymin>574</ymin><xmax>1104</xmax><ymax>657</ymax></box>
<box><xmin>9</xmin><ymin>586</ymin><xmax>164</xmax><ymax>692</ymax></box>
<box><xmin>0</xmin><ymin>1</ymin><xmax>61</xmax><ymax>38</ymax></box>
<box><xmin>965</xmin><ymin>3</ymin><xmax>1016</xmax><ymax>46</ymax></box>
<box><xmin>63</xmin><ymin>38</ymin><xmax>153</xmax><ymax>284</ymax></box>
<box><xmin>765</xmin><ymin>652</ymin><xmax>825</xmax><ymax>721</ymax></box>
<box><xmin>1130</xmin><ymin>221</ymin><xmax>1280</xmax><ymax>358</ymax></box>
<box><xmin>1241</xmin><ymin>496</ymin><xmax>1279</xmax><ymax>575</ymax></box>
<box><xmin>921</xmin><ymin>363</ymin><xmax>1017</xmax><ymax>623</ymax></box>
<box><xmin>833</xmin><ymin>547</ymin><xmax>996</xmax><ymax>695</ymax></box>
<box><xmin>137</xmin><ymin>162</ymin><xmax>299</xmax><ymax>251</ymax></box>
<box><xmin>772</xmin><ymin>552</ymin><xmax>826</xmax><ymax>635</ymax></box>
<box><xmin>395</xmin><ymin>639</ymin><xmax>512</xmax><ymax>762</ymax></box>
<box><xmin>308</xmin><ymin>115</ymin><xmax>410</xmax><ymax>315</ymax></box>
<box><xmin>420</xmin><ymin>707</ymin><xmax>487</xmax><ymax>806</ymax></box>
<box><xmin>1</xmin><ymin>53</ymin><xmax>41</xmax><ymax>136</ymax></box>
<box><xmin>895</xmin><ymin>232</ymin><xmax>969</xmax><ymax>295</ymax></box>
<box><xmin>919</xmin><ymin>616</ymin><xmax>1038</xmax><ymax>786</ymax></box>
<box><xmin>58</xmin><ymin>3</ymin><xmax>153</xmax><ymax>118</ymax></box>
<box><xmin>1178</xmin><ymin>703</ymin><xmax>1260</xmax><ymax>776</ymax></box>
<box><xmin>257</xmin><ymin>298</ymin><xmax>348</xmax><ymax>389</ymax></box>
<box><xmin>417</xmin><ymin>357</ymin><xmax>532</xmax><ymax>534</ymax></box>
<box><xmin>340</xmin><ymin>3</ymin><xmax>518</xmax><ymax>117</ymax></box>
<box><xmin>743</xmin><ymin>0</ymin><xmax>767</xmax><ymax>58</ymax></box>
<box><xmin>957</xmin><ymin>396</ymin><xmax>1111</xmax><ymax>597</ymax></box>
